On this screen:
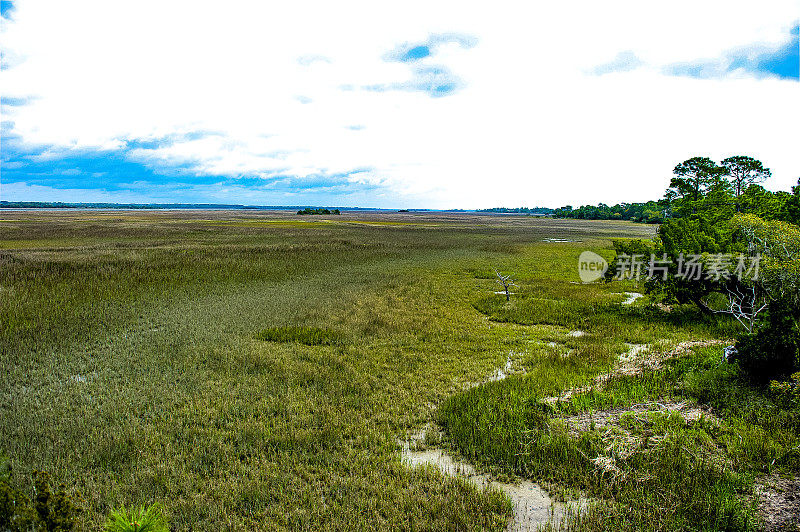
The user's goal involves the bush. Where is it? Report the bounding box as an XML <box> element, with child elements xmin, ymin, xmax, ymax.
<box><xmin>770</xmin><ymin>372</ymin><xmax>800</xmax><ymax>407</ymax></box>
<box><xmin>104</xmin><ymin>504</ymin><xmax>168</xmax><ymax>532</ymax></box>
<box><xmin>734</xmin><ymin>308</ymin><xmax>800</xmax><ymax>381</ymax></box>
<box><xmin>0</xmin><ymin>462</ymin><xmax>83</xmax><ymax>531</ymax></box>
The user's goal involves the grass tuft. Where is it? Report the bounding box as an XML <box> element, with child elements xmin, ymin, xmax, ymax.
<box><xmin>256</xmin><ymin>326</ymin><xmax>345</xmax><ymax>346</ymax></box>
<box><xmin>104</xmin><ymin>503</ymin><xmax>168</xmax><ymax>532</ymax></box>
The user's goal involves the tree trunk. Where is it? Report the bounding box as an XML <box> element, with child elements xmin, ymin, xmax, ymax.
<box><xmin>692</xmin><ymin>297</ymin><xmax>714</xmax><ymax>314</ymax></box>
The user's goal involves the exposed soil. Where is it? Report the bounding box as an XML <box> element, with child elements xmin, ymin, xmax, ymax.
<box><xmin>756</xmin><ymin>474</ymin><xmax>800</xmax><ymax>531</ymax></box>
<box><xmin>400</xmin><ymin>429</ymin><xmax>584</xmax><ymax>531</ymax></box>
<box><xmin>401</xmin><ymin>355</ymin><xmax>583</xmax><ymax>530</ymax></box>
<box><xmin>555</xmin><ymin>399</ymin><xmax>717</xmax><ymax>475</ymax></box>
<box><xmin>542</xmin><ymin>340</ymin><xmax>728</xmax><ymax>405</ymax></box>
<box><xmin>559</xmin><ymin>400</ymin><xmax>714</xmax><ymax>435</ymax></box>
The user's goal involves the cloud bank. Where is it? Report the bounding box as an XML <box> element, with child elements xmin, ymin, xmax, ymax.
<box><xmin>1</xmin><ymin>1</ymin><xmax>798</xmax><ymax>208</ymax></box>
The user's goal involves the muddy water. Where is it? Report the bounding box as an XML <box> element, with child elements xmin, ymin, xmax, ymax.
<box><xmin>621</xmin><ymin>292</ymin><xmax>643</xmax><ymax>305</ymax></box>
<box><xmin>401</xmin><ymin>349</ymin><xmax>583</xmax><ymax>529</ymax></box>
<box><xmin>490</xmin><ymin>355</ymin><xmax>514</xmax><ymax>382</ymax></box>
<box><xmin>400</xmin><ymin>440</ymin><xmax>579</xmax><ymax>531</ymax></box>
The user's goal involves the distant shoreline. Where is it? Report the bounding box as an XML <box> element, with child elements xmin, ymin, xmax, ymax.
<box><xmin>0</xmin><ymin>201</ymin><xmax>553</xmax><ymax>215</ymax></box>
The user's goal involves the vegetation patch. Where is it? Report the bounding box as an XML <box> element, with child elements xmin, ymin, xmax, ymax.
<box><xmin>256</xmin><ymin>326</ymin><xmax>345</xmax><ymax>346</ymax></box>
<box><xmin>297</xmin><ymin>208</ymin><xmax>341</xmax><ymax>215</ymax></box>
<box><xmin>2</xmin><ymin>207</ymin><xmax>797</xmax><ymax>530</ymax></box>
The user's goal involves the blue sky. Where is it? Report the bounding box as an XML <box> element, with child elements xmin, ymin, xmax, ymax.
<box><xmin>1</xmin><ymin>1</ymin><xmax>798</xmax><ymax>208</ymax></box>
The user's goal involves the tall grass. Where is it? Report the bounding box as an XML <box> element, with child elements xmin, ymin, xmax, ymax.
<box><xmin>9</xmin><ymin>211</ymin><xmax>787</xmax><ymax>531</ymax></box>
<box><xmin>6</xmin><ymin>212</ymin><xmax>650</xmax><ymax>529</ymax></box>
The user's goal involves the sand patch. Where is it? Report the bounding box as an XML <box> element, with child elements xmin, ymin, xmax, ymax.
<box><xmin>756</xmin><ymin>474</ymin><xmax>800</xmax><ymax>531</ymax></box>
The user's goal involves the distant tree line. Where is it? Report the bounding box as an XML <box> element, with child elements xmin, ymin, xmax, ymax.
<box><xmin>554</xmin><ymin>201</ymin><xmax>667</xmax><ymax>224</ymax></box>
<box><xmin>297</xmin><ymin>207</ymin><xmax>341</xmax><ymax>215</ymax></box>
<box><xmin>555</xmin><ymin>155</ymin><xmax>800</xmax><ymax>226</ymax></box>
<box><xmin>477</xmin><ymin>207</ymin><xmax>554</xmax><ymax>215</ymax></box>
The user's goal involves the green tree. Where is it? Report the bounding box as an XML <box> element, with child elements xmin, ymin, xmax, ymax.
<box><xmin>729</xmin><ymin>214</ymin><xmax>800</xmax><ymax>379</ymax></box>
<box><xmin>784</xmin><ymin>178</ymin><xmax>800</xmax><ymax>225</ymax></box>
<box><xmin>667</xmin><ymin>157</ymin><xmax>720</xmax><ymax>215</ymax></box>
<box><xmin>701</xmin><ymin>170</ymin><xmax>735</xmax><ymax>223</ymax></box>
<box><xmin>738</xmin><ymin>185</ymin><xmax>782</xmax><ymax>220</ymax></box>
<box><xmin>721</xmin><ymin>155</ymin><xmax>771</xmax><ymax>210</ymax></box>
<box><xmin>642</xmin><ymin>216</ymin><xmax>734</xmax><ymax>311</ymax></box>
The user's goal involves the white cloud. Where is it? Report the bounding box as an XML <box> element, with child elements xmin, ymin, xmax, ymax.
<box><xmin>1</xmin><ymin>0</ymin><xmax>798</xmax><ymax>207</ymax></box>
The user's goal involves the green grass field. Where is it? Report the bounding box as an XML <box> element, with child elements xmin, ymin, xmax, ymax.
<box><xmin>1</xmin><ymin>210</ymin><xmax>797</xmax><ymax>531</ymax></box>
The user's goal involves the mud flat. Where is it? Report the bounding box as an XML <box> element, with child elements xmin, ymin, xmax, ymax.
<box><xmin>401</xmin><ymin>436</ymin><xmax>583</xmax><ymax>531</ymax></box>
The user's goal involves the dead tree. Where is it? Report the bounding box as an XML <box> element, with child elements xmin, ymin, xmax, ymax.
<box><xmin>494</xmin><ymin>269</ymin><xmax>517</xmax><ymax>302</ymax></box>
<box><xmin>714</xmin><ymin>282</ymin><xmax>768</xmax><ymax>333</ymax></box>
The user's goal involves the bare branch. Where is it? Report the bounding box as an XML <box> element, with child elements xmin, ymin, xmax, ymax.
<box><xmin>494</xmin><ymin>268</ymin><xmax>517</xmax><ymax>302</ymax></box>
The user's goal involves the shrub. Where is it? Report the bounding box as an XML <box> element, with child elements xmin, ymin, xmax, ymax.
<box><xmin>770</xmin><ymin>372</ymin><xmax>800</xmax><ymax>407</ymax></box>
<box><xmin>0</xmin><ymin>462</ymin><xmax>83</xmax><ymax>531</ymax></box>
<box><xmin>733</xmin><ymin>308</ymin><xmax>800</xmax><ymax>381</ymax></box>
<box><xmin>104</xmin><ymin>504</ymin><xmax>168</xmax><ymax>532</ymax></box>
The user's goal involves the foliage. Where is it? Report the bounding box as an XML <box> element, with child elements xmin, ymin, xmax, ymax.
<box><xmin>607</xmin><ymin>218</ymin><xmax>736</xmax><ymax>309</ymax></box>
<box><xmin>731</xmin><ymin>213</ymin><xmax>800</xmax><ymax>260</ymax></box>
<box><xmin>731</xmin><ymin>213</ymin><xmax>800</xmax><ymax>307</ymax></box>
<box><xmin>554</xmin><ymin>201</ymin><xmax>666</xmax><ymax>223</ymax></box>
<box><xmin>738</xmin><ymin>185</ymin><xmax>783</xmax><ymax>220</ymax></box>
<box><xmin>784</xmin><ymin>178</ymin><xmax>800</xmax><ymax>225</ymax></box>
<box><xmin>667</xmin><ymin>156</ymin><xmax>723</xmax><ymax>216</ymax></box>
<box><xmin>602</xmin><ymin>186</ymin><xmax>800</xmax><ymax>380</ymax></box>
<box><xmin>770</xmin><ymin>372</ymin><xmax>800</xmax><ymax>408</ymax></box>
<box><xmin>721</xmin><ymin>155</ymin><xmax>771</xmax><ymax>203</ymax></box>
<box><xmin>733</xmin><ymin>306</ymin><xmax>800</xmax><ymax>381</ymax></box>
<box><xmin>296</xmin><ymin>207</ymin><xmax>341</xmax><ymax>215</ymax></box>
<box><xmin>609</xmin><ymin>211</ymin><xmax>800</xmax><ymax>379</ymax></box>
<box><xmin>104</xmin><ymin>504</ymin><xmax>168</xmax><ymax>532</ymax></box>
<box><xmin>0</xmin><ymin>463</ymin><xmax>83</xmax><ymax>532</ymax></box>
<box><xmin>557</xmin><ymin>157</ymin><xmax>798</xmax><ymax>226</ymax></box>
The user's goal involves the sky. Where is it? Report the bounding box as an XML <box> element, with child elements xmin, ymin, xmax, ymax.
<box><xmin>1</xmin><ymin>1</ymin><xmax>798</xmax><ymax>208</ymax></box>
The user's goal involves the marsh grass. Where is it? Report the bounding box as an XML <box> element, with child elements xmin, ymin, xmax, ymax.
<box><xmin>256</xmin><ymin>326</ymin><xmax>345</xmax><ymax>346</ymax></box>
<box><xmin>6</xmin><ymin>211</ymin><xmax>791</xmax><ymax>531</ymax></box>
<box><xmin>438</xmin><ymin>325</ymin><xmax>797</xmax><ymax>532</ymax></box>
